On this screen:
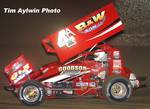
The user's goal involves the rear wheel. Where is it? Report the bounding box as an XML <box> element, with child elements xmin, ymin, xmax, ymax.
<box><xmin>18</xmin><ymin>81</ymin><xmax>45</xmax><ymax>106</ymax></box>
<box><xmin>103</xmin><ymin>76</ymin><xmax>132</xmax><ymax>103</ymax></box>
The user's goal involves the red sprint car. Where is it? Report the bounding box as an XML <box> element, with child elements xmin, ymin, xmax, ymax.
<box><xmin>3</xmin><ymin>3</ymin><xmax>146</xmax><ymax>106</ymax></box>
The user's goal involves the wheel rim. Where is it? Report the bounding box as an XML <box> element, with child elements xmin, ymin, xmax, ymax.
<box><xmin>110</xmin><ymin>82</ymin><xmax>127</xmax><ymax>99</ymax></box>
<box><xmin>23</xmin><ymin>85</ymin><xmax>40</xmax><ymax>103</ymax></box>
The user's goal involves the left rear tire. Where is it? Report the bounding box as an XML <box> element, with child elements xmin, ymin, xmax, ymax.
<box><xmin>18</xmin><ymin>80</ymin><xmax>45</xmax><ymax>106</ymax></box>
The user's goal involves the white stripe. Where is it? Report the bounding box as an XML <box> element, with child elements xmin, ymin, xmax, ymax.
<box><xmin>64</xmin><ymin>55</ymin><xmax>82</xmax><ymax>65</ymax></box>
<box><xmin>42</xmin><ymin>74</ymin><xmax>70</xmax><ymax>83</ymax></box>
<box><xmin>64</xmin><ymin>44</ymin><xmax>97</xmax><ymax>65</ymax></box>
<box><xmin>86</xmin><ymin>21</ymin><xmax>122</xmax><ymax>41</ymax></box>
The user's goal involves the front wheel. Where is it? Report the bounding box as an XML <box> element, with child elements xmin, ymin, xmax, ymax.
<box><xmin>18</xmin><ymin>81</ymin><xmax>45</xmax><ymax>106</ymax></box>
<box><xmin>103</xmin><ymin>76</ymin><xmax>132</xmax><ymax>103</ymax></box>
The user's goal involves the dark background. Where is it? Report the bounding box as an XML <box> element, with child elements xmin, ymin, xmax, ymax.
<box><xmin>0</xmin><ymin>0</ymin><xmax>150</xmax><ymax>108</ymax></box>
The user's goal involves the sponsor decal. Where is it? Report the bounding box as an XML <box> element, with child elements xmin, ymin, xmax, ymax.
<box><xmin>86</xmin><ymin>21</ymin><xmax>123</xmax><ymax>41</ymax></box>
<box><xmin>75</xmin><ymin>11</ymin><xmax>105</xmax><ymax>33</ymax></box>
<box><xmin>61</xmin><ymin>70</ymin><xmax>80</xmax><ymax>75</ymax></box>
<box><xmin>63</xmin><ymin>90</ymin><xmax>73</xmax><ymax>94</ymax></box>
<box><xmin>76</xmin><ymin>82</ymin><xmax>96</xmax><ymax>87</ymax></box>
<box><xmin>58</xmin><ymin>66</ymin><xmax>87</xmax><ymax>72</ymax></box>
<box><xmin>113</xmin><ymin>60</ymin><xmax>121</xmax><ymax>68</ymax></box>
<box><xmin>10</xmin><ymin>64</ymin><xmax>32</xmax><ymax>84</ymax></box>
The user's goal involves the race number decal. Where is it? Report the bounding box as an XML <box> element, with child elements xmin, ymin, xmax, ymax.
<box><xmin>57</xmin><ymin>28</ymin><xmax>76</xmax><ymax>48</ymax></box>
<box><xmin>10</xmin><ymin>64</ymin><xmax>32</xmax><ymax>84</ymax></box>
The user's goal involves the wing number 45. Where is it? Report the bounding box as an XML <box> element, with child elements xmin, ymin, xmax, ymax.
<box><xmin>57</xmin><ymin>28</ymin><xmax>76</xmax><ymax>48</ymax></box>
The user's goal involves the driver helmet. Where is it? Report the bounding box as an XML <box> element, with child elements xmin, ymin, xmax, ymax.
<box><xmin>94</xmin><ymin>51</ymin><xmax>107</xmax><ymax>62</ymax></box>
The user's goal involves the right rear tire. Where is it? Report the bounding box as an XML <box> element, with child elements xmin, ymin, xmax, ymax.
<box><xmin>103</xmin><ymin>76</ymin><xmax>132</xmax><ymax>103</ymax></box>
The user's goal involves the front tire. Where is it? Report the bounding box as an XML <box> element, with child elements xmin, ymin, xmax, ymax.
<box><xmin>103</xmin><ymin>76</ymin><xmax>132</xmax><ymax>103</ymax></box>
<box><xmin>18</xmin><ymin>81</ymin><xmax>45</xmax><ymax>106</ymax></box>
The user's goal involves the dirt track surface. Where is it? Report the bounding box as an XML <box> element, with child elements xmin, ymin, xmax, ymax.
<box><xmin>0</xmin><ymin>89</ymin><xmax>150</xmax><ymax>109</ymax></box>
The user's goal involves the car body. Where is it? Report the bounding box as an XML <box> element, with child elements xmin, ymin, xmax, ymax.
<box><xmin>3</xmin><ymin>3</ymin><xmax>145</xmax><ymax>106</ymax></box>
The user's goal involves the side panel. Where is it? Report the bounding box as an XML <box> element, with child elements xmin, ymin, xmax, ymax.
<box><xmin>4</xmin><ymin>55</ymin><xmax>34</xmax><ymax>85</ymax></box>
<box><xmin>42</xmin><ymin>3</ymin><xmax>124</xmax><ymax>63</ymax></box>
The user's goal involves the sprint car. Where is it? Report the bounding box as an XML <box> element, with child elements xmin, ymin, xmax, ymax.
<box><xmin>3</xmin><ymin>3</ymin><xmax>146</xmax><ymax>106</ymax></box>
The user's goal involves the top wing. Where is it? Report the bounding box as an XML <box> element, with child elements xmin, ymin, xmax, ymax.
<box><xmin>42</xmin><ymin>3</ymin><xmax>124</xmax><ymax>63</ymax></box>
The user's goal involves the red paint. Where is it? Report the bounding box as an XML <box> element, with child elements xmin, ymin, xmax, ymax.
<box><xmin>3</xmin><ymin>3</ymin><xmax>140</xmax><ymax>100</ymax></box>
